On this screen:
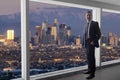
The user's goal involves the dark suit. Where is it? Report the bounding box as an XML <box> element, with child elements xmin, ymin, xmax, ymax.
<box><xmin>82</xmin><ymin>21</ymin><xmax>101</xmax><ymax>75</ymax></box>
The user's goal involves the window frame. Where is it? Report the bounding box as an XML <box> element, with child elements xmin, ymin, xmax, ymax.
<box><xmin>101</xmin><ymin>8</ymin><xmax>120</xmax><ymax>66</ymax></box>
<box><xmin>14</xmin><ymin>0</ymin><xmax>120</xmax><ymax>80</ymax></box>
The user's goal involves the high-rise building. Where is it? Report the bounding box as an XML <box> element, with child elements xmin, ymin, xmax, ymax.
<box><xmin>101</xmin><ymin>34</ymin><xmax>107</xmax><ymax>45</ymax></box>
<box><xmin>34</xmin><ymin>34</ymin><xmax>39</xmax><ymax>45</ymax></box>
<box><xmin>66</xmin><ymin>27</ymin><xmax>71</xmax><ymax>38</ymax></box>
<box><xmin>59</xmin><ymin>24</ymin><xmax>67</xmax><ymax>45</ymax></box>
<box><xmin>118</xmin><ymin>38</ymin><xmax>120</xmax><ymax>46</ymax></box>
<box><xmin>76</xmin><ymin>35</ymin><xmax>81</xmax><ymax>46</ymax></box>
<box><xmin>108</xmin><ymin>32</ymin><xmax>112</xmax><ymax>37</ymax></box>
<box><xmin>7</xmin><ymin>30</ymin><xmax>14</xmax><ymax>40</ymax></box>
<box><xmin>54</xmin><ymin>18</ymin><xmax>59</xmax><ymax>26</ymax></box>
<box><xmin>29</xmin><ymin>31</ymin><xmax>31</xmax><ymax>42</ymax></box>
<box><xmin>41</xmin><ymin>22</ymin><xmax>47</xmax><ymax>44</ymax></box>
<box><xmin>51</xmin><ymin>26</ymin><xmax>58</xmax><ymax>41</ymax></box>
<box><xmin>35</xmin><ymin>26</ymin><xmax>41</xmax><ymax>38</ymax></box>
<box><xmin>109</xmin><ymin>33</ymin><xmax>118</xmax><ymax>46</ymax></box>
<box><xmin>0</xmin><ymin>35</ymin><xmax>5</xmax><ymax>45</ymax></box>
<box><xmin>113</xmin><ymin>34</ymin><xmax>118</xmax><ymax>46</ymax></box>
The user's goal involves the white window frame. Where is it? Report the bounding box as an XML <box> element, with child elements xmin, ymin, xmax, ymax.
<box><xmin>101</xmin><ymin>9</ymin><xmax>120</xmax><ymax>66</ymax></box>
<box><xmin>28</xmin><ymin>0</ymin><xmax>101</xmax><ymax>80</ymax></box>
<box><xmin>14</xmin><ymin>0</ymin><xmax>116</xmax><ymax>80</ymax></box>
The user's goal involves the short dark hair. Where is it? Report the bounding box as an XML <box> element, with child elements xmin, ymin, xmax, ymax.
<box><xmin>87</xmin><ymin>11</ymin><xmax>92</xmax><ymax>15</ymax></box>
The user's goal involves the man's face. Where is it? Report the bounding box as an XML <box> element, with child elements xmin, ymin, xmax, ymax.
<box><xmin>86</xmin><ymin>13</ymin><xmax>92</xmax><ymax>22</ymax></box>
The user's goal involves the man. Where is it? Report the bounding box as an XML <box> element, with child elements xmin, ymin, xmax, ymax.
<box><xmin>82</xmin><ymin>11</ymin><xmax>101</xmax><ymax>79</ymax></box>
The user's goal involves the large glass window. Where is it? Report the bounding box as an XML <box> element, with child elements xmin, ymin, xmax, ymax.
<box><xmin>101</xmin><ymin>10</ymin><xmax>120</xmax><ymax>62</ymax></box>
<box><xmin>0</xmin><ymin>0</ymin><xmax>21</xmax><ymax>79</ymax></box>
<box><xmin>29</xmin><ymin>1</ymin><xmax>92</xmax><ymax>75</ymax></box>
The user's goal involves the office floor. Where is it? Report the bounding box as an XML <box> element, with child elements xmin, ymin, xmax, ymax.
<box><xmin>55</xmin><ymin>64</ymin><xmax>120</xmax><ymax>80</ymax></box>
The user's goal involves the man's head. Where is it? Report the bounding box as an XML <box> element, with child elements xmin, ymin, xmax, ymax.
<box><xmin>85</xmin><ymin>11</ymin><xmax>92</xmax><ymax>22</ymax></box>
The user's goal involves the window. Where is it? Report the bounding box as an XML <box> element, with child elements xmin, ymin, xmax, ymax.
<box><xmin>0</xmin><ymin>0</ymin><xmax>21</xmax><ymax>79</ymax></box>
<box><xmin>29</xmin><ymin>1</ymin><xmax>93</xmax><ymax>76</ymax></box>
<box><xmin>101</xmin><ymin>9</ymin><xmax>120</xmax><ymax>63</ymax></box>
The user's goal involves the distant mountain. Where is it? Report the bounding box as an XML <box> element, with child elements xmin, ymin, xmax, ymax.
<box><xmin>0</xmin><ymin>7</ymin><xmax>120</xmax><ymax>37</ymax></box>
<box><xmin>0</xmin><ymin>7</ymin><xmax>87</xmax><ymax>37</ymax></box>
<box><xmin>0</xmin><ymin>13</ymin><xmax>20</xmax><ymax>37</ymax></box>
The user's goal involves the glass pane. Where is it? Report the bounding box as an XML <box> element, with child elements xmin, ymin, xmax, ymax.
<box><xmin>29</xmin><ymin>1</ymin><xmax>92</xmax><ymax>75</ymax></box>
<box><xmin>0</xmin><ymin>0</ymin><xmax>21</xmax><ymax>79</ymax></box>
<box><xmin>101</xmin><ymin>11</ymin><xmax>120</xmax><ymax>62</ymax></box>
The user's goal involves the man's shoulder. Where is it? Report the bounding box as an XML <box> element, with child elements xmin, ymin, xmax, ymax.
<box><xmin>92</xmin><ymin>21</ymin><xmax>98</xmax><ymax>23</ymax></box>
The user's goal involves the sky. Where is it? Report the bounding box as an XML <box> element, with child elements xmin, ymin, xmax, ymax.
<box><xmin>0</xmin><ymin>0</ymin><xmax>60</xmax><ymax>15</ymax></box>
<box><xmin>0</xmin><ymin>0</ymin><xmax>20</xmax><ymax>15</ymax></box>
<box><xmin>0</xmin><ymin>1</ymin><xmax>120</xmax><ymax>37</ymax></box>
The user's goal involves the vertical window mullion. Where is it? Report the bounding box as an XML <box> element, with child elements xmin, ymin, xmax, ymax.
<box><xmin>93</xmin><ymin>8</ymin><xmax>102</xmax><ymax>67</ymax></box>
<box><xmin>21</xmin><ymin>0</ymin><xmax>30</xmax><ymax>80</ymax></box>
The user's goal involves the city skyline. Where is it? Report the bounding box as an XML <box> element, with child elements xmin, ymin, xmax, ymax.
<box><xmin>1</xmin><ymin>1</ymin><xmax>120</xmax><ymax>79</ymax></box>
<box><xmin>0</xmin><ymin>2</ymin><xmax>120</xmax><ymax>37</ymax></box>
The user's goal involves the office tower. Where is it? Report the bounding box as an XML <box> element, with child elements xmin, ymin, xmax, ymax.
<box><xmin>0</xmin><ymin>35</ymin><xmax>5</xmax><ymax>46</ymax></box>
<box><xmin>76</xmin><ymin>35</ymin><xmax>81</xmax><ymax>46</ymax></box>
<box><xmin>34</xmin><ymin>33</ymin><xmax>39</xmax><ymax>45</ymax></box>
<box><xmin>41</xmin><ymin>21</ymin><xmax>47</xmax><ymax>44</ymax></box>
<box><xmin>51</xmin><ymin>26</ymin><xmax>58</xmax><ymax>41</ymax></box>
<box><xmin>109</xmin><ymin>33</ymin><xmax>118</xmax><ymax>46</ymax></box>
<box><xmin>108</xmin><ymin>32</ymin><xmax>113</xmax><ymax>45</ymax></box>
<box><xmin>7</xmin><ymin>30</ymin><xmax>14</xmax><ymax>40</ymax></box>
<box><xmin>0</xmin><ymin>35</ymin><xmax>5</xmax><ymax>42</ymax></box>
<box><xmin>66</xmin><ymin>27</ymin><xmax>71</xmax><ymax>38</ymax></box>
<box><xmin>29</xmin><ymin>31</ymin><xmax>31</xmax><ymax>42</ymax></box>
<box><xmin>54</xmin><ymin>18</ymin><xmax>59</xmax><ymax>26</ymax></box>
<box><xmin>108</xmin><ymin>32</ymin><xmax>112</xmax><ymax>37</ymax></box>
<box><xmin>109</xmin><ymin>36</ymin><xmax>114</xmax><ymax>46</ymax></box>
<box><xmin>118</xmin><ymin>38</ymin><xmax>120</xmax><ymax>46</ymax></box>
<box><xmin>35</xmin><ymin>26</ymin><xmax>41</xmax><ymax>38</ymax></box>
<box><xmin>46</xmin><ymin>26</ymin><xmax>52</xmax><ymax>44</ymax></box>
<box><xmin>113</xmin><ymin>34</ymin><xmax>118</xmax><ymax>46</ymax></box>
<box><xmin>59</xmin><ymin>24</ymin><xmax>67</xmax><ymax>45</ymax></box>
<box><xmin>101</xmin><ymin>34</ymin><xmax>107</xmax><ymax>45</ymax></box>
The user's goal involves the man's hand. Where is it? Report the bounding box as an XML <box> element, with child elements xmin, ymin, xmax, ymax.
<box><xmin>90</xmin><ymin>41</ymin><xmax>94</xmax><ymax>46</ymax></box>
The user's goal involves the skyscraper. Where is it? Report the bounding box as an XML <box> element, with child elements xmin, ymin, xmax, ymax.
<box><xmin>76</xmin><ymin>35</ymin><xmax>81</xmax><ymax>46</ymax></box>
<box><xmin>59</xmin><ymin>24</ymin><xmax>67</xmax><ymax>45</ymax></box>
<box><xmin>41</xmin><ymin>21</ymin><xmax>48</xmax><ymax>44</ymax></box>
<box><xmin>109</xmin><ymin>33</ymin><xmax>118</xmax><ymax>46</ymax></box>
<box><xmin>51</xmin><ymin>26</ymin><xmax>58</xmax><ymax>41</ymax></box>
<box><xmin>54</xmin><ymin>18</ymin><xmax>59</xmax><ymax>26</ymax></box>
<box><xmin>7</xmin><ymin>30</ymin><xmax>14</xmax><ymax>40</ymax></box>
<box><xmin>101</xmin><ymin>34</ymin><xmax>107</xmax><ymax>45</ymax></box>
<box><xmin>66</xmin><ymin>27</ymin><xmax>71</xmax><ymax>38</ymax></box>
<box><xmin>35</xmin><ymin>26</ymin><xmax>41</xmax><ymax>38</ymax></box>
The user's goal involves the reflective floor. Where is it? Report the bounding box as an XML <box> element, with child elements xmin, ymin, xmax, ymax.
<box><xmin>55</xmin><ymin>64</ymin><xmax>120</xmax><ymax>80</ymax></box>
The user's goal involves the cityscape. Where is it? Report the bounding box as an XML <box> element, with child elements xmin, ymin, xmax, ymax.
<box><xmin>0</xmin><ymin>1</ymin><xmax>120</xmax><ymax>79</ymax></box>
<box><xmin>1</xmin><ymin>18</ymin><xmax>120</xmax><ymax>79</ymax></box>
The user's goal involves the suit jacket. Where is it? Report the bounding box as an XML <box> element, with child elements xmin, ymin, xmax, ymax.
<box><xmin>82</xmin><ymin>21</ymin><xmax>101</xmax><ymax>48</ymax></box>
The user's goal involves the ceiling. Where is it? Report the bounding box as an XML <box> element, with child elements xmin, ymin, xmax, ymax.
<box><xmin>91</xmin><ymin>0</ymin><xmax>120</xmax><ymax>6</ymax></box>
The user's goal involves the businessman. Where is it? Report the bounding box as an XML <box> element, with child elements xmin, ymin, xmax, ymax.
<box><xmin>82</xmin><ymin>11</ymin><xmax>101</xmax><ymax>79</ymax></box>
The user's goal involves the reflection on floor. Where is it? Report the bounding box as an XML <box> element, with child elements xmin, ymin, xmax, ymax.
<box><xmin>55</xmin><ymin>64</ymin><xmax>120</xmax><ymax>80</ymax></box>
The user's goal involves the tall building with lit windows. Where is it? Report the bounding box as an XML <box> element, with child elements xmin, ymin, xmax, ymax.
<box><xmin>101</xmin><ymin>34</ymin><xmax>107</xmax><ymax>45</ymax></box>
<box><xmin>76</xmin><ymin>35</ymin><xmax>81</xmax><ymax>46</ymax></box>
<box><xmin>51</xmin><ymin>26</ymin><xmax>58</xmax><ymax>41</ymax></box>
<box><xmin>109</xmin><ymin>33</ymin><xmax>118</xmax><ymax>46</ymax></box>
<box><xmin>54</xmin><ymin>18</ymin><xmax>59</xmax><ymax>26</ymax></box>
<box><xmin>35</xmin><ymin>26</ymin><xmax>41</xmax><ymax>38</ymax></box>
<box><xmin>66</xmin><ymin>27</ymin><xmax>71</xmax><ymax>38</ymax></box>
<box><xmin>7</xmin><ymin>30</ymin><xmax>14</xmax><ymax>40</ymax></box>
<box><xmin>41</xmin><ymin>21</ymin><xmax>47</xmax><ymax>44</ymax></box>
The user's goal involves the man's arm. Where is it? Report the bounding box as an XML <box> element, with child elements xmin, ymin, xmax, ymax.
<box><xmin>95</xmin><ymin>22</ymin><xmax>101</xmax><ymax>40</ymax></box>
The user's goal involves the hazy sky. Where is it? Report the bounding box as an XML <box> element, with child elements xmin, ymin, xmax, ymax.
<box><xmin>0</xmin><ymin>0</ymin><xmax>20</xmax><ymax>15</ymax></box>
<box><xmin>1</xmin><ymin>0</ymin><xmax>120</xmax><ymax>37</ymax></box>
<box><xmin>0</xmin><ymin>0</ymin><xmax>63</xmax><ymax>15</ymax></box>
